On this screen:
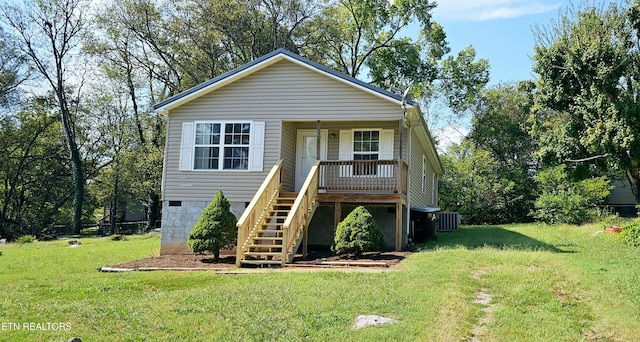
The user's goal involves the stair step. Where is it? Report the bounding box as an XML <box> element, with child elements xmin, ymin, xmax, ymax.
<box><xmin>262</xmin><ymin>222</ymin><xmax>284</xmax><ymax>226</ymax></box>
<box><xmin>243</xmin><ymin>252</ymin><xmax>282</xmax><ymax>257</ymax></box>
<box><xmin>279</xmin><ymin>192</ymin><xmax>298</xmax><ymax>198</ymax></box>
<box><xmin>256</xmin><ymin>224</ymin><xmax>283</xmax><ymax>233</ymax></box>
<box><xmin>265</xmin><ymin>215</ymin><xmax>286</xmax><ymax>220</ymax></box>
<box><xmin>240</xmin><ymin>259</ymin><xmax>282</xmax><ymax>265</ymax></box>
<box><xmin>251</xmin><ymin>236</ymin><xmax>284</xmax><ymax>241</ymax></box>
<box><xmin>248</xmin><ymin>244</ymin><xmax>282</xmax><ymax>249</ymax></box>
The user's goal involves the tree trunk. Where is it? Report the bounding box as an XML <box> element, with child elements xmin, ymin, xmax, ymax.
<box><xmin>626</xmin><ymin>153</ymin><xmax>640</xmax><ymax>212</ymax></box>
<box><xmin>70</xmin><ymin>145</ymin><xmax>84</xmax><ymax>235</ymax></box>
<box><xmin>147</xmin><ymin>192</ymin><xmax>161</xmax><ymax>232</ymax></box>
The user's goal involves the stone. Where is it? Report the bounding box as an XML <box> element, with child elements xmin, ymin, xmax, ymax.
<box><xmin>352</xmin><ymin>315</ymin><xmax>397</xmax><ymax>329</ymax></box>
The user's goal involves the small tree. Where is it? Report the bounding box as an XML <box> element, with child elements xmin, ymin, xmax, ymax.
<box><xmin>187</xmin><ymin>190</ymin><xmax>237</xmax><ymax>261</ymax></box>
<box><xmin>332</xmin><ymin>206</ymin><xmax>386</xmax><ymax>256</ymax></box>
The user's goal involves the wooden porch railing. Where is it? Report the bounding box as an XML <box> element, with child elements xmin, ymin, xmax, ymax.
<box><xmin>319</xmin><ymin>160</ymin><xmax>408</xmax><ymax>193</ymax></box>
<box><xmin>281</xmin><ymin>160</ymin><xmax>320</xmax><ymax>264</ymax></box>
<box><xmin>236</xmin><ymin>160</ymin><xmax>283</xmax><ymax>266</ymax></box>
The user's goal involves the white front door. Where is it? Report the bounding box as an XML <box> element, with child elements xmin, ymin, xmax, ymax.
<box><xmin>295</xmin><ymin>129</ymin><xmax>327</xmax><ymax>191</ymax></box>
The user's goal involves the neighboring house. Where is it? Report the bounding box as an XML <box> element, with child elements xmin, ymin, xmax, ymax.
<box><xmin>607</xmin><ymin>179</ymin><xmax>637</xmax><ymax>217</ymax></box>
<box><xmin>154</xmin><ymin>49</ymin><xmax>443</xmax><ymax>265</ymax></box>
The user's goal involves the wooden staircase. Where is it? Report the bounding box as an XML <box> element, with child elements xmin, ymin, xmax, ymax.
<box><xmin>240</xmin><ymin>193</ymin><xmax>299</xmax><ymax>266</ymax></box>
<box><xmin>236</xmin><ymin>160</ymin><xmax>320</xmax><ymax>267</ymax></box>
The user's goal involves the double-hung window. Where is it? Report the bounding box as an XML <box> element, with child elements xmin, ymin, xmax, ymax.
<box><xmin>353</xmin><ymin>130</ymin><xmax>380</xmax><ymax>161</ymax></box>
<box><xmin>191</xmin><ymin>122</ymin><xmax>251</xmax><ymax>170</ymax></box>
<box><xmin>194</xmin><ymin>123</ymin><xmax>221</xmax><ymax>169</ymax></box>
<box><xmin>353</xmin><ymin>130</ymin><xmax>380</xmax><ymax>175</ymax></box>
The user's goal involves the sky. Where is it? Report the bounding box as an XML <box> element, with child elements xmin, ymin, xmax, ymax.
<box><xmin>431</xmin><ymin>0</ymin><xmax>565</xmax><ymax>85</ymax></box>
<box><xmin>424</xmin><ymin>0</ymin><xmax>572</xmax><ymax>148</ymax></box>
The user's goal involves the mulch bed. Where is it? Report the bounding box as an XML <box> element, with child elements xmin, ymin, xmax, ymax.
<box><xmin>105</xmin><ymin>248</ymin><xmax>411</xmax><ymax>271</ymax></box>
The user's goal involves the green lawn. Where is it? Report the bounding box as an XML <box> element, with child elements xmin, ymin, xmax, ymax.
<box><xmin>1</xmin><ymin>224</ymin><xmax>639</xmax><ymax>341</ymax></box>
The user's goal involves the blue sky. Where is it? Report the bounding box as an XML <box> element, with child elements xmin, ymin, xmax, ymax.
<box><xmin>431</xmin><ymin>0</ymin><xmax>566</xmax><ymax>85</ymax></box>
<box><xmin>424</xmin><ymin>0</ymin><xmax>575</xmax><ymax>148</ymax></box>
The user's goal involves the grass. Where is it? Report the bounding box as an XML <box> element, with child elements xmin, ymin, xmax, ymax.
<box><xmin>0</xmin><ymin>223</ymin><xmax>639</xmax><ymax>341</ymax></box>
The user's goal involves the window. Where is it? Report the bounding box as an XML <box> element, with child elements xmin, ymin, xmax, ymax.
<box><xmin>422</xmin><ymin>155</ymin><xmax>427</xmax><ymax>194</ymax></box>
<box><xmin>353</xmin><ymin>130</ymin><xmax>380</xmax><ymax>160</ymax></box>
<box><xmin>193</xmin><ymin>122</ymin><xmax>250</xmax><ymax>170</ymax></box>
<box><xmin>353</xmin><ymin>130</ymin><xmax>380</xmax><ymax>175</ymax></box>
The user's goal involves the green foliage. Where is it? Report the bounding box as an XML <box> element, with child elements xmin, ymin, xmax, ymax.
<box><xmin>533</xmin><ymin>1</ymin><xmax>640</xmax><ymax>204</ymax></box>
<box><xmin>15</xmin><ymin>235</ymin><xmax>35</xmax><ymax>244</ymax></box>
<box><xmin>533</xmin><ymin>165</ymin><xmax>612</xmax><ymax>225</ymax></box>
<box><xmin>332</xmin><ymin>206</ymin><xmax>386</xmax><ymax>255</ymax></box>
<box><xmin>439</xmin><ymin>140</ymin><xmax>531</xmax><ymax>224</ymax></box>
<box><xmin>618</xmin><ymin>220</ymin><xmax>640</xmax><ymax>247</ymax></box>
<box><xmin>188</xmin><ymin>190</ymin><xmax>237</xmax><ymax>260</ymax></box>
<box><xmin>0</xmin><ymin>98</ymin><xmax>76</xmax><ymax>240</ymax></box>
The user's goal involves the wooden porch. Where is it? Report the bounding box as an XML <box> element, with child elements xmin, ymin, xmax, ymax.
<box><xmin>236</xmin><ymin>159</ymin><xmax>408</xmax><ymax>267</ymax></box>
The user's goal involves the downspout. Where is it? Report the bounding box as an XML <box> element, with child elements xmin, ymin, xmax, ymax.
<box><xmin>401</xmin><ymin>86</ymin><xmax>418</xmax><ymax>246</ymax></box>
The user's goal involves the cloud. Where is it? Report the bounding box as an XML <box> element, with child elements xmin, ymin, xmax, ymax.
<box><xmin>434</xmin><ymin>125</ymin><xmax>468</xmax><ymax>153</ymax></box>
<box><xmin>433</xmin><ymin>0</ymin><xmax>562</xmax><ymax>21</ymax></box>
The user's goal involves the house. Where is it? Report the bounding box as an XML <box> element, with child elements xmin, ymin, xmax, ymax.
<box><xmin>607</xmin><ymin>179</ymin><xmax>637</xmax><ymax>217</ymax></box>
<box><xmin>154</xmin><ymin>49</ymin><xmax>443</xmax><ymax>265</ymax></box>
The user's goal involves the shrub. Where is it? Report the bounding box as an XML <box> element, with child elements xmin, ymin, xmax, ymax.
<box><xmin>619</xmin><ymin>221</ymin><xmax>640</xmax><ymax>247</ymax></box>
<box><xmin>16</xmin><ymin>235</ymin><xmax>35</xmax><ymax>244</ymax></box>
<box><xmin>533</xmin><ymin>165</ymin><xmax>612</xmax><ymax>225</ymax></box>
<box><xmin>188</xmin><ymin>190</ymin><xmax>237</xmax><ymax>261</ymax></box>
<box><xmin>332</xmin><ymin>206</ymin><xmax>386</xmax><ymax>255</ymax></box>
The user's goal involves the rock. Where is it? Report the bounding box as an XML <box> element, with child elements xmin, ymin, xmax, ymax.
<box><xmin>352</xmin><ymin>315</ymin><xmax>397</xmax><ymax>329</ymax></box>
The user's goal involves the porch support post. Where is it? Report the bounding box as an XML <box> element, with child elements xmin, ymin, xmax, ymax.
<box><xmin>334</xmin><ymin>201</ymin><xmax>341</xmax><ymax>235</ymax></box>
<box><xmin>398</xmin><ymin>119</ymin><xmax>404</xmax><ymax>193</ymax></box>
<box><xmin>316</xmin><ymin>120</ymin><xmax>321</xmax><ymax>160</ymax></box>
<box><xmin>303</xmin><ymin>221</ymin><xmax>308</xmax><ymax>258</ymax></box>
<box><xmin>395</xmin><ymin>202</ymin><xmax>403</xmax><ymax>251</ymax></box>
<box><xmin>398</xmin><ymin>119</ymin><xmax>403</xmax><ymax>161</ymax></box>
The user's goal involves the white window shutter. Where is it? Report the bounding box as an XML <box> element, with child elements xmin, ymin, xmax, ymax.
<box><xmin>380</xmin><ymin>129</ymin><xmax>394</xmax><ymax>160</ymax></box>
<box><xmin>338</xmin><ymin>130</ymin><xmax>352</xmax><ymax>176</ymax></box>
<box><xmin>338</xmin><ymin>130</ymin><xmax>352</xmax><ymax>160</ymax></box>
<box><xmin>180</xmin><ymin>122</ymin><xmax>194</xmax><ymax>170</ymax></box>
<box><xmin>249</xmin><ymin>121</ymin><xmax>265</xmax><ymax>171</ymax></box>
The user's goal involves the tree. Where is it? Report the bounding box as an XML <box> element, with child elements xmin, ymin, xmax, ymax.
<box><xmin>533</xmin><ymin>165</ymin><xmax>611</xmax><ymax>225</ymax></box>
<box><xmin>467</xmin><ymin>83</ymin><xmax>538</xmax><ymax>221</ymax></box>
<box><xmin>188</xmin><ymin>190</ymin><xmax>237</xmax><ymax>261</ymax></box>
<box><xmin>439</xmin><ymin>140</ymin><xmax>525</xmax><ymax>224</ymax></box>
<box><xmin>0</xmin><ymin>97</ymin><xmax>74</xmax><ymax>239</ymax></box>
<box><xmin>332</xmin><ymin>206</ymin><xmax>386</xmax><ymax>255</ymax></box>
<box><xmin>304</xmin><ymin>0</ymin><xmax>489</xmax><ymax>120</ymax></box>
<box><xmin>2</xmin><ymin>0</ymin><xmax>90</xmax><ymax>234</ymax></box>
<box><xmin>0</xmin><ymin>27</ymin><xmax>29</xmax><ymax>107</ymax></box>
<box><xmin>533</xmin><ymin>0</ymin><xmax>640</xmax><ymax>206</ymax></box>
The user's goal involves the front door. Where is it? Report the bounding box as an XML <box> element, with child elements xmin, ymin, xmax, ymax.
<box><xmin>295</xmin><ymin>129</ymin><xmax>327</xmax><ymax>191</ymax></box>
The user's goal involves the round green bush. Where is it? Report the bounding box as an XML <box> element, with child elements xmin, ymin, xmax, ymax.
<box><xmin>188</xmin><ymin>190</ymin><xmax>237</xmax><ymax>261</ymax></box>
<box><xmin>332</xmin><ymin>206</ymin><xmax>386</xmax><ymax>255</ymax></box>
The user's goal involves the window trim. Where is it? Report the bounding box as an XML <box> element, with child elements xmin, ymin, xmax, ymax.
<box><xmin>422</xmin><ymin>155</ymin><xmax>427</xmax><ymax>194</ymax></box>
<box><xmin>352</xmin><ymin>129</ymin><xmax>381</xmax><ymax>161</ymax></box>
<box><xmin>191</xmin><ymin>120</ymin><xmax>254</xmax><ymax>172</ymax></box>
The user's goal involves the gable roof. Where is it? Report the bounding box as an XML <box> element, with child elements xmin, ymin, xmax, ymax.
<box><xmin>153</xmin><ymin>48</ymin><xmax>415</xmax><ymax>114</ymax></box>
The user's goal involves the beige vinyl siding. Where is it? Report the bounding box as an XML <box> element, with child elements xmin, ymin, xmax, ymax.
<box><xmin>292</xmin><ymin>121</ymin><xmax>402</xmax><ymax>160</ymax></box>
<box><xmin>280</xmin><ymin>122</ymin><xmax>296</xmax><ymax>192</ymax></box>
<box><xmin>172</xmin><ymin>60</ymin><xmax>403</xmax><ymax>121</ymax></box>
<box><xmin>408</xmin><ymin>131</ymin><xmax>436</xmax><ymax>207</ymax></box>
<box><xmin>164</xmin><ymin>60</ymin><xmax>404</xmax><ymax>203</ymax></box>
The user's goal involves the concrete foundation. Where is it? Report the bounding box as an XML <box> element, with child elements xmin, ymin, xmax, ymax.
<box><xmin>160</xmin><ymin>201</ymin><xmax>246</xmax><ymax>254</ymax></box>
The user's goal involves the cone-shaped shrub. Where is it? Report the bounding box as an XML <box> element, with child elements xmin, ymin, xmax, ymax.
<box><xmin>332</xmin><ymin>206</ymin><xmax>386</xmax><ymax>255</ymax></box>
<box><xmin>188</xmin><ymin>190</ymin><xmax>237</xmax><ymax>261</ymax></box>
